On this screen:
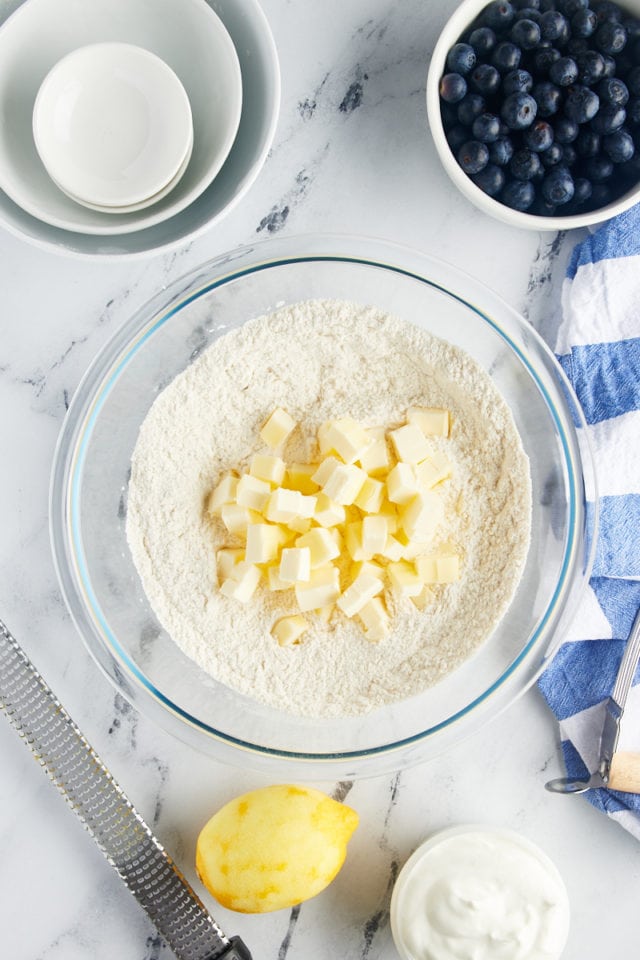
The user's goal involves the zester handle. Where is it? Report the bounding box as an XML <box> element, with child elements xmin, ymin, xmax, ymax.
<box><xmin>0</xmin><ymin>618</ymin><xmax>252</xmax><ymax>960</ymax></box>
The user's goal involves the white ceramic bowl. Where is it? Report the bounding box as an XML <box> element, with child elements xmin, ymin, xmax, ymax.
<box><xmin>426</xmin><ymin>0</ymin><xmax>640</xmax><ymax>231</ymax></box>
<box><xmin>0</xmin><ymin>0</ymin><xmax>277</xmax><ymax>255</ymax></box>
<box><xmin>33</xmin><ymin>43</ymin><xmax>193</xmax><ymax>210</ymax></box>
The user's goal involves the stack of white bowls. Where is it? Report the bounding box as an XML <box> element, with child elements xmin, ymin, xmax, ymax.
<box><xmin>0</xmin><ymin>0</ymin><xmax>280</xmax><ymax>256</ymax></box>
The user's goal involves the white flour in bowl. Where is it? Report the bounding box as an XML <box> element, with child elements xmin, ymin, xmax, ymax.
<box><xmin>126</xmin><ymin>299</ymin><xmax>531</xmax><ymax>718</ymax></box>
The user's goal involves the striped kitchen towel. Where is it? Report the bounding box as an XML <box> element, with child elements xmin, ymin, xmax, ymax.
<box><xmin>538</xmin><ymin>203</ymin><xmax>640</xmax><ymax>840</ymax></box>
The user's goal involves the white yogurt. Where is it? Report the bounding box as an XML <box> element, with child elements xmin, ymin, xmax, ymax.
<box><xmin>390</xmin><ymin>825</ymin><xmax>570</xmax><ymax>960</ymax></box>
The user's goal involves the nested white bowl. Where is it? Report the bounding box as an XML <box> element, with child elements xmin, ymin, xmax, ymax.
<box><xmin>50</xmin><ymin>236</ymin><xmax>595</xmax><ymax>778</ymax></box>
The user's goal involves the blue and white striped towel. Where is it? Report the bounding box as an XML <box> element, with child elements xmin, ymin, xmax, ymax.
<box><xmin>538</xmin><ymin>203</ymin><xmax>640</xmax><ymax>840</ymax></box>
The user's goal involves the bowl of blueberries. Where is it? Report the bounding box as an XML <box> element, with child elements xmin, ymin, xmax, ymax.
<box><xmin>427</xmin><ymin>0</ymin><xmax>640</xmax><ymax>228</ymax></box>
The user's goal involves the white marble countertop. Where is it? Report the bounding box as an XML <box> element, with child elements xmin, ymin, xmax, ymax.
<box><xmin>1</xmin><ymin>1</ymin><xmax>638</xmax><ymax>958</ymax></box>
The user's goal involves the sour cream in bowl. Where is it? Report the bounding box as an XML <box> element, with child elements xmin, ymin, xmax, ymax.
<box><xmin>390</xmin><ymin>824</ymin><xmax>570</xmax><ymax>960</ymax></box>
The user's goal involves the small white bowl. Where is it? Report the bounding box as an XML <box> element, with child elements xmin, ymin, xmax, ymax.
<box><xmin>33</xmin><ymin>43</ymin><xmax>193</xmax><ymax>210</ymax></box>
<box><xmin>426</xmin><ymin>0</ymin><xmax>640</xmax><ymax>230</ymax></box>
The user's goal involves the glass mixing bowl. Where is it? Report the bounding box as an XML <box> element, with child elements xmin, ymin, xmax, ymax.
<box><xmin>50</xmin><ymin>235</ymin><xmax>595</xmax><ymax>778</ymax></box>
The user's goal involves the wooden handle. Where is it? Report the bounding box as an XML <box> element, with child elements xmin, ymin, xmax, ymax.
<box><xmin>608</xmin><ymin>752</ymin><xmax>640</xmax><ymax>793</ymax></box>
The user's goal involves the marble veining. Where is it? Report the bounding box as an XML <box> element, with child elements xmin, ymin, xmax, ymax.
<box><xmin>1</xmin><ymin>1</ymin><xmax>639</xmax><ymax>959</ymax></box>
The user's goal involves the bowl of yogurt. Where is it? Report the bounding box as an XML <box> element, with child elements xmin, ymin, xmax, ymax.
<box><xmin>390</xmin><ymin>824</ymin><xmax>570</xmax><ymax>960</ymax></box>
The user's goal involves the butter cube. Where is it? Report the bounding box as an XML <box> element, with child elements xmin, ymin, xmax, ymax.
<box><xmin>389</xmin><ymin>423</ymin><xmax>432</xmax><ymax>465</ymax></box>
<box><xmin>401</xmin><ymin>491</ymin><xmax>444</xmax><ymax>542</ymax></box>
<box><xmin>235</xmin><ymin>474</ymin><xmax>271</xmax><ymax>511</ymax></box>
<box><xmin>322</xmin><ymin>462</ymin><xmax>367</xmax><ymax>505</ymax></box>
<box><xmin>313</xmin><ymin>492</ymin><xmax>346</xmax><ymax>528</ymax></box>
<box><xmin>355</xmin><ymin>476</ymin><xmax>385</xmax><ymax>514</ymax></box>
<box><xmin>250</xmin><ymin>454</ymin><xmax>286</xmax><ymax>486</ymax></box>
<box><xmin>220</xmin><ymin>504</ymin><xmax>261</xmax><ymax>535</ymax></box>
<box><xmin>279</xmin><ymin>547</ymin><xmax>311</xmax><ymax>583</ymax></box>
<box><xmin>337</xmin><ymin>571</ymin><xmax>383</xmax><ymax>618</ymax></box>
<box><xmin>344</xmin><ymin>520</ymin><xmax>366</xmax><ymax>561</ymax></box>
<box><xmin>324</xmin><ymin>418</ymin><xmax>372</xmax><ymax>464</ymax></box>
<box><xmin>265</xmin><ymin>488</ymin><xmax>314</xmax><ymax>524</ymax></box>
<box><xmin>408</xmin><ymin>406</ymin><xmax>450</xmax><ymax>437</ymax></box>
<box><xmin>415</xmin><ymin>556</ymin><xmax>438</xmax><ymax>582</ymax></box>
<box><xmin>387</xmin><ymin>560</ymin><xmax>423</xmax><ymax>596</ymax></box>
<box><xmin>386</xmin><ymin>462</ymin><xmax>417</xmax><ymax>505</ymax></box>
<box><xmin>207</xmin><ymin>473</ymin><xmax>238</xmax><ymax>515</ymax></box>
<box><xmin>220</xmin><ymin>562</ymin><xmax>262</xmax><ymax>602</ymax></box>
<box><xmin>216</xmin><ymin>547</ymin><xmax>244</xmax><ymax>580</ymax></box>
<box><xmin>295</xmin><ymin>565</ymin><xmax>341</xmax><ymax>612</ymax></box>
<box><xmin>295</xmin><ymin>527</ymin><xmax>340</xmax><ymax>568</ymax></box>
<box><xmin>272</xmin><ymin>615</ymin><xmax>309</xmax><ymax>647</ymax></box>
<box><xmin>260</xmin><ymin>408</ymin><xmax>296</xmax><ymax>449</ymax></box>
<box><xmin>267</xmin><ymin>565</ymin><xmax>293</xmax><ymax>591</ymax></box>
<box><xmin>245</xmin><ymin>523</ymin><xmax>284</xmax><ymax>564</ymax></box>
<box><xmin>411</xmin><ymin>585</ymin><xmax>433</xmax><ymax>611</ymax></box>
<box><xmin>358</xmin><ymin>427</ymin><xmax>390</xmax><ymax>477</ymax></box>
<box><xmin>317</xmin><ymin>421</ymin><xmax>337</xmax><ymax>456</ymax></box>
<box><xmin>315</xmin><ymin>605</ymin><xmax>334</xmax><ymax>623</ymax></box>
<box><xmin>437</xmin><ymin>555</ymin><xmax>460</xmax><ymax>583</ymax></box>
<box><xmin>287</xmin><ymin>516</ymin><xmax>312</xmax><ymax>535</ymax></box>
<box><xmin>378</xmin><ymin>500</ymin><xmax>399</xmax><ymax>533</ymax></box>
<box><xmin>351</xmin><ymin>559</ymin><xmax>385</xmax><ymax>580</ymax></box>
<box><xmin>415</xmin><ymin>452</ymin><xmax>452</xmax><ymax>490</ymax></box>
<box><xmin>358</xmin><ymin>596</ymin><xmax>390</xmax><ymax>642</ymax></box>
<box><xmin>381</xmin><ymin>535</ymin><xmax>404</xmax><ymax>562</ymax></box>
<box><xmin>286</xmin><ymin>462</ymin><xmax>319</xmax><ymax>494</ymax></box>
<box><xmin>311</xmin><ymin>456</ymin><xmax>342</xmax><ymax>486</ymax></box>
<box><xmin>361</xmin><ymin>515</ymin><xmax>388</xmax><ymax>557</ymax></box>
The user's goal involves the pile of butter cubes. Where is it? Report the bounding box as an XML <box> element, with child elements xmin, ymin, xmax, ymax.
<box><xmin>208</xmin><ymin>406</ymin><xmax>460</xmax><ymax>646</ymax></box>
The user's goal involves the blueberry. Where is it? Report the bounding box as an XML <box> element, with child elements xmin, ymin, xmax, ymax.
<box><xmin>559</xmin><ymin>0</ymin><xmax>589</xmax><ymax>16</ymax></box>
<box><xmin>540</xmin><ymin>142</ymin><xmax>565</xmax><ymax>165</ymax></box>
<box><xmin>492</xmin><ymin>42</ymin><xmax>523</xmax><ymax>73</ymax></box>
<box><xmin>602</xmin><ymin>54</ymin><xmax>617</xmax><ymax>77</ymax></box>
<box><xmin>571</xmin><ymin>8</ymin><xmax>598</xmax><ymax>38</ymax></box>
<box><xmin>573</xmin><ymin>176</ymin><xmax>593</xmax><ymax>201</ymax></box>
<box><xmin>471</xmin><ymin>163</ymin><xmax>507</xmax><ymax>195</ymax></box>
<box><xmin>503</xmin><ymin>69</ymin><xmax>534</xmax><ymax>93</ymax></box>
<box><xmin>597</xmin><ymin>77</ymin><xmax>630</xmax><ymax>105</ymax></box>
<box><xmin>575</xmin><ymin>50</ymin><xmax>606</xmax><ymax>84</ymax></box>
<box><xmin>440</xmin><ymin>73</ymin><xmax>468</xmax><ymax>103</ymax></box>
<box><xmin>603</xmin><ymin>128</ymin><xmax>635</xmax><ymax>161</ymax></box>
<box><xmin>524</xmin><ymin>119</ymin><xmax>555</xmax><ymax>150</ymax></box>
<box><xmin>562</xmin><ymin>143</ymin><xmax>578</xmax><ymax>165</ymax></box>
<box><xmin>564</xmin><ymin>85</ymin><xmax>600</xmax><ymax>122</ymax></box>
<box><xmin>457</xmin><ymin>140</ymin><xmax>490</xmax><ymax>174</ymax></box>
<box><xmin>540</xmin><ymin>10</ymin><xmax>570</xmax><ymax>42</ymax></box>
<box><xmin>514</xmin><ymin>7</ymin><xmax>543</xmax><ymax>23</ymax></box>
<box><xmin>593</xmin><ymin>1</ymin><xmax>624</xmax><ymax>24</ymax></box>
<box><xmin>533</xmin><ymin>47</ymin><xmax>562</xmax><ymax>74</ymax></box>
<box><xmin>589</xmin><ymin>182</ymin><xmax>612</xmax><ymax>206</ymax></box>
<box><xmin>554</xmin><ymin>116</ymin><xmax>579</xmax><ymax>142</ymax></box>
<box><xmin>591</xmin><ymin>103</ymin><xmax>626</xmax><ymax>132</ymax></box>
<box><xmin>501</xmin><ymin>178</ymin><xmax>536</xmax><ymax>209</ymax></box>
<box><xmin>595</xmin><ymin>22</ymin><xmax>627</xmax><ymax>55</ymax></box>
<box><xmin>510</xmin><ymin>148</ymin><xmax>543</xmax><ymax>179</ymax></box>
<box><xmin>628</xmin><ymin>98</ymin><xmax>640</xmax><ymax>124</ymax></box>
<box><xmin>489</xmin><ymin>136</ymin><xmax>516</xmax><ymax>164</ymax></box>
<box><xmin>472</xmin><ymin>112</ymin><xmax>502</xmax><ymax>142</ymax></box>
<box><xmin>501</xmin><ymin>91</ymin><xmax>538</xmax><ymax>128</ymax></box>
<box><xmin>470</xmin><ymin>63</ymin><xmax>502</xmax><ymax>96</ymax></box>
<box><xmin>542</xmin><ymin>167</ymin><xmax>575</xmax><ymax>203</ymax></box>
<box><xmin>627</xmin><ymin>66</ymin><xmax>640</xmax><ymax>97</ymax></box>
<box><xmin>575</xmin><ymin>127</ymin><xmax>602</xmax><ymax>155</ymax></box>
<box><xmin>549</xmin><ymin>56</ymin><xmax>579</xmax><ymax>85</ymax></box>
<box><xmin>447</xmin><ymin>43</ymin><xmax>477</xmax><ymax>75</ymax></box>
<box><xmin>513</xmin><ymin>0</ymin><xmax>541</xmax><ymax>9</ymax></box>
<box><xmin>532</xmin><ymin>81</ymin><xmax>562</xmax><ymax>117</ymax></box>
<box><xmin>583</xmin><ymin>154</ymin><xmax>614</xmax><ymax>179</ymax></box>
<box><xmin>469</xmin><ymin>26</ymin><xmax>498</xmax><ymax>56</ymax></box>
<box><xmin>510</xmin><ymin>18</ymin><xmax>542</xmax><ymax>48</ymax></box>
<box><xmin>446</xmin><ymin>124</ymin><xmax>470</xmax><ymax>152</ymax></box>
<box><xmin>483</xmin><ymin>2</ymin><xmax>516</xmax><ymax>31</ymax></box>
<box><xmin>457</xmin><ymin>93</ymin><xmax>486</xmax><ymax>126</ymax></box>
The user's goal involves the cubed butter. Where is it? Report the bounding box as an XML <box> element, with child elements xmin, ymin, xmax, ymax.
<box><xmin>324</xmin><ymin>418</ymin><xmax>372</xmax><ymax>465</ymax></box>
<box><xmin>344</xmin><ymin>520</ymin><xmax>366</xmax><ymax>561</ymax></box>
<box><xmin>322</xmin><ymin>462</ymin><xmax>367</xmax><ymax>506</ymax></box>
<box><xmin>317</xmin><ymin>421</ymin><xmax>337</xmax><ymax>456</ymax></box>
<box><xmin>245</xmin><ymin>523</ymin><xmax>284</xmax><ymax>564</ymax></box>
<box><xmin>389</xmin><ymin>423</ymin><xmax>432</xmax><ymax>465</ymax></box>
<box><xmin>337</xmin><ymin>571</ymin><xmax>383</xmax><ymax>618</ymax></box>
<box><xmin>411</xmin><ymin>585</ymin><xmax>433</xmax><ymax>611</ymax></box>
<box><xmin>355</xmin><ymin>476</ymin><xmax>385</xmax><ymax>514</ymax></box>
<box><xmin>295</xmin><ymin>527</ymin><xmax>340</xmax><ymax>568</ymax></box>
<box><xmin>358</xmin><ymin>427</ymin><xmax>390</xmax><ymax>477</ymax></box>
<box><xmin>313</xmin><ymin>492</ymin><xmax>346</xmax><ymax>528</ymax></box>
<box><xmin>265</xmin><ymin>488</ymin><xmax>312</xmax><ymax>524</ymax></box>
<box><xmin>220</xmin><ymin>504</ymin><xmax>261</xmax><ymax>536</ymax></box>
<box><xmin>272</xmin><ymin>615</ymin><xmax>309</xmax><ymax>647</ymax></box>
<box><xmin>386</xmin><ymin>462</ymin><xmax>417</xmax><ymax>505</ymax></box>
<box><xmin>381</xmin><ymin>535</ymin><xmax>404</xmax><ymax>562</ymax></box>
<box><xmin>387</xmin><ymin>560</ymin><xmax>423</xmax><ymax>597</ymax></box>
<box><xmin>220</xmin><ymin>562</ymin><xmax>262</xmax><ymax>602</ymax></box>
<box><xmin>216</xmin><ymin>547</ymin><xmax>244</xmax><ymax>580</ymax></box>
<box><xmin>250</xmin><ymin>454</ymin><xmax>286</xmax><ymax>486</ymax></box>
<box><xmin>260</xmin><ymin>408</ymin><xmax>296</xmax><ymax>449</ymax></box>
<box><xmin>358</xmin><ymin>596</ymin><xmax>390</xmax><ymax>641</ymax></box>
<box><xmin>207</xmin><ymin>473</ymin><xmax>238</xmax><ymax>515</ymax></box>
<box><xmin>279</xmin><ymin>547</ymin><xmax>312</xmax><ymax>583</ymax></box>
<box><xmin>295</xmin><ymin>565</ymin><xmax>341</xmax><ymax>612</ymax></box>
<box><xmin>437</xmin><ymin>555</ymin><xmax>460</xmax><ymax>583</ymax></box>
<box><xmin>351</xmin><ymin>559</ymin><xmax>385</xmax><ymax>580</ymax></box>
<box><xmin>361</xmin><ymin>514</ymin><xmax>388</xmax><ymax>557</ymax></box>
<box><xmin>235</xmin><ymin>474</ymin><xmax>271</xmax><ymax>511</ymax></box>
<box><xmin>401</xmin><ymin>491</ymin><xmax>444</xmax><ymax>542</ymax></box>
<box><xmin>285</xmin><ymin>462</ymin><xmax>319</xmax><ymax>494</ymax></box>
<box><xmin>267</xmin><ymin>565</ymin><xmax>293</xmax><ymax>591</ymax></box>
<box><xmin>408</xmin><ymin>406</ymin><xmax>450</xmax><ymax>437</ymax></box>
<box><xmin>415</xmin><ymin>451</ymin><xmax>452</xmax><ymax>490</ymax></box>
<box><xmin>311</xmin><ymin>456</ymin><xmax>342</xmax><ymax>486</ymax></box>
